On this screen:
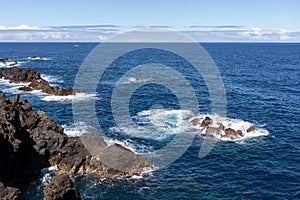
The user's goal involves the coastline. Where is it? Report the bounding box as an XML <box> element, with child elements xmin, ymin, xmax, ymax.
<box><xmin>0</xmin><ymin>43</ymin><xmax>298</xmax><ymax>199</ymax></box>
<box><xmin>0</xmin><ymin>90</ymin><xmax>153</xmax><ymax>199</ymax></box>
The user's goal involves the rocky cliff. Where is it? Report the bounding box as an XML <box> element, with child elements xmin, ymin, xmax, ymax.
<box><xmin>0</xmin><ymin>90</ymin><xmax>153</xmax><ymax>199</ymax></box>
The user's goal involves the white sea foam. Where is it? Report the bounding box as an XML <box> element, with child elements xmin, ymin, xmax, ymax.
<box><xmin>129</xmin><ymin>167</ymin><xmax>155</xmax><ymax>179</ymax></box>
<box><xmin>189</xmin><ymin>114</ymin><xmax>269</xmax><ymax>142</ymax></box>
<box><xmin>41</xmin><ymin>165</ymin><xmax>58</xmax><ymax>186</ymax></box>
<box><xmin>0</xmin><ymin>78</ymin><xmax>30</xmax><ymax>93</ymax></box>
<box><xmin>41</xmin><ymin>74</ymin><xmax>64</xmax><ymax>84</ymax></box>
<box><xmin>111</xmin><ymin>109</ymin><xmax>194</xmax><ymax>141</ymax></box>
<box><xmin>103</xmin><ymin>137</ymin><xmax>150</xmax><ymax>154</ymax></box>
<box><xmin>28</xmin><ymin>56</ymin><xmax>50</xmax><ymax>61</ymax></box>
<box><xmin>0</xmin><ymin>76</ymin><xmax>98</xmax><ymax>102</ymax></box>
<box><xmin>0</xmin><ymin>62</ymin><xmax>16</xmax><ymax>67</ymax></box>
<box><xmin>0</xmin><ymin>63</ymin><xmax>7</xmax><ymax>68</ymax></box>
<box><xmin>120</xmin><ymin>77</ymin><xmax>155</xmax><ymax>84</ymax></box>
<box><xmin>63</xmin><ymin>121</ymin><xmax>152</xmax><ymax>154</ymax></box>
<box><xmin>139</xmin><ymin>109</ymin><xmax>193</xmax><ymax>127</ymax></box>
<box><xmin>62</xmin><ymin>121</ymin><xmax>98</xmax><ymax>137</ymax></box>
<box><xmin>61</xmin><ymin>109</ymin><xmax>268</xmax><ymax>177</ymax></box>
<box><xmin>0</xmin><ymin>61</ymin><xmax>25</xmax><ymax>68</ymax></box>
<box><xmin>41</xmin><ymin>165</ymin><xmax>58</xmax><ymax>174</ymax></box>
<box><xmin>42</xmin><ymin>92</ymin><xmax>99</xmax><ymax>102</ymax></box>
<box><xmin>0</xmin><ymin>78</ymin><xmax>29</xmax><ymax>86</ymax></box>
<box><xmin>111</xmin><ymin>109</ymin><xmax>269</xmax><ymax>143</ymax></box>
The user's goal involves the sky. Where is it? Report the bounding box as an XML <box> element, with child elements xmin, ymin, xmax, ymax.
<box><xmin>0</xmin><ymin>0</ymin><xmax>299</xmax><ymax>42</ymax></box>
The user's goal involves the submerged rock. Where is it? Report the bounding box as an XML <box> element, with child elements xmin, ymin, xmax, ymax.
<box><xmin>190</xmin><ymin>118</ymin><xmax>201</xmax><ymax>126</ymax></box>
<box><xmin>43</xmin><ymin>174</ymin><xmax>83</xmax><ymax>200</ymax></box>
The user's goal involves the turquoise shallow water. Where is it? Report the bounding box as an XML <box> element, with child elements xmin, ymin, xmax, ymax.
<box><xmin>0</xmin><ymin>43</ymin><xmax>299</xmax><ymax>199</ymax></box>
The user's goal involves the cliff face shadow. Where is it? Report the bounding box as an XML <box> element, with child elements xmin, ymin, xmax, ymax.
<box><xmin>0</xmin><ymin>92</ymin><xmax>51</xmax><ymax>189</ymax></box>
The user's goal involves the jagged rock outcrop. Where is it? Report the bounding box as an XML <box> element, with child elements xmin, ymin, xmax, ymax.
<box><xmin>0</xmin><ymin>58</ymin><xmax>9</xmax><ymax>63</ymax></box>
<box><xmin>0</xmin><ymin>93</ymin><xmax>50</xmax><ymax>188</ymax></box>
<box><xmin>0</xmin><ymin>67</ymin><xmax>80</xmax><ymax>96</ymax></box>
<box><xmin>49</xmin><ymin>133</ymin><xmax>152</xmax><ymax>177</ymax></box>
<box><xmin>206</xmin><ymin>123</ymin><xmax>224</xmax><ymax>135</ymax></box>
<box><xmin>19</xmin><ymin>79</ymin><xmax>80</xmax><ymax>96</ymax></box>
<box><xmin>0</xmin><ymin>90</ymin><xmax>153</xmax><ymax>198</ymax></box>
<box><xmin>224</xmin><ymin>127</ymin><xmax>236</xmax><ymax>135</ymax></box>
<box><xmin>0</xmin><ymin>67</ymin><xmax>41</xmax><ymax>83</ymax></box>
<box><xmin>98</xmin><ymin>143</ymin><xmax>151</xmax><ymax>175</ymax></box>
<box><xmin>0</xmin><ymin>58</ymin><xmax>18</xmax><ymax>67</ymax></box>
<box><xmin>0</xmin><ymin>181</ymin><xmax>21</xmax><ymax>200</ymax></box>
<box><xmin>28</xmin><ymin>56</ymin><xmax>45</xmax><ymax>60</ymax></box>
<box><xmin>187</xmin><ymin>116</ymin><xmax>250</xmax><ymax>140</ymax></box>
<box><xmin>201</xmin><ymin>116</ymin><xmax>213</xmax><ymax>127</ymax></box>
<box><xmin>43</xmin><ymin>174</ymin><xmax>83</xmax><ymax>200</ymax></box>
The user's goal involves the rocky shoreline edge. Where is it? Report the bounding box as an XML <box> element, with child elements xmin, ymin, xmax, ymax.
<box><xmin>0</xmin><ymin>91</ymin><xmax>153</xmax><ymax>199</ymax></box>
<box><xmin>0</xmin><ymin>66</ymin><xmax>80</xmax><ymax>96</ymax></box>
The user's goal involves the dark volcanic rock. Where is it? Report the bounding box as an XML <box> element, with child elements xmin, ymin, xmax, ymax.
<box><xmin>206</xmin><ymin>123</ymin><xmax>224</xmax><ymax>135</ymax></box>
<box><xmin>0</xmin><ymin>91</ymin><xmax>66</xmax><ymax>187</ymax></box>
<box><xmin>0</xmin><ymin>67</ymin><xmax>80</xmax><ymax>96</ymax></box>
<box><xmin>0</xmin><ymin>58</ymin><xmax>18</xmax><ymax>67</ymax></box>
<box><xmin>0</xmin><ymin>67</ymin><xmax>41</xmax><ymax>83</ymax></box>
<box><xmin>98</xmin><ymin>143</ymin><xmax>151</xmax><ymax>175</ymax></box>
<box><xmin>0</xmin><ymin>90</ymin><xmax>153</xmax><ymax>198</ymax></box>
<box><xmin>224</xmin><ymin>128</ymin><xmax>236</xmax><ymax>135</ymax></box>
<box><xmin>223</xmin><ymin>127</ymin><xmax>243</xmax><ymax>140</ymax></box>
<box><xmin>20</xmin><ymin>79</ymin><xmax>81</xmax><ymax>96</ymax></box>
<box><xmin>50</xmin><ymin>133</ymin><xmax>153</xmax><ymax>177</ymax></box>
<box><xmin>236</xmin><ymin>130</ymin><xmax>243</xmax><ymax>136</ymax></box>
<box><xmin>0</xmin><ymin>181</ymin><xmax>21</xmax><ymax>200</ymax></box>
<box><xmin>43</xmin><ymin>174</ymin><xmax>83</xmax><ymax>200</ymax></box>
<box><xmin>49</xmin><ymin>136</ymin><xmax>91</xmax><ymax>175</ymax></box>
<box><xmin>0</xmin><ymin>58</ymin><xmax>9</xmax><ymax>63</ymax></box>
<box><xmin>247</xmin><ymin>127</ymin><xmax>256</xmax><ymax>133</ymax></box>
<box><xmin>31</xmin><ymin>110</ymin><xmax>68</xmax><ymax>156</ymax></box>
<box><xmin>0</xmin><ymin>93</ymin><xmax>48</xmax><ymax>187</ymax></box>
<box><xmin>201</xmin><ymin>116</ymin><xmax>213</xmax><ymax>127</ymax></box>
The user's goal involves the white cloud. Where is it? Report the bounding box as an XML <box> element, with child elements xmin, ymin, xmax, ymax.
<box><xmin>97</xmin><ymin>35</ymin><xmax>107</xmax><ymax>40</ymax></box>
<box><xmin>0</xmin><ymin>24</ymin><xmax>41</xmax><ymax>30</ymax></box>
<box><xmin>0</xmin><ymin>24</ymin><xmax>299</xmax><ymax>42</ymax></box>
<box><xmin>183</xmin><ymin>27</ymin><xmax>299</xmax><ymax>42</ymax></box>
<box><xmin>240</xmin><ymin>27</ymin><xmax>292</xmax><ymax>41</ymax></box>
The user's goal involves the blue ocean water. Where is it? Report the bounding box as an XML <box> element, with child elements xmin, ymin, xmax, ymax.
<box><xmin>0</xmin><ymin>43</ymin><xmax>299</xmax><ymax>199</ymax></box>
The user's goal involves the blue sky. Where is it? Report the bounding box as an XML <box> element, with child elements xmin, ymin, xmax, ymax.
<box><xmin>0</xmin><ymin>0</ymin><xmax>299</xmax><ymax>41</ymax></box>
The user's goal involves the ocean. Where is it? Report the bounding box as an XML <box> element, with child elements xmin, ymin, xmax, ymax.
<box><xmin>0</xmin><ymin>43</ymin><xmax>299</xmax><ymax>199</ymax></box>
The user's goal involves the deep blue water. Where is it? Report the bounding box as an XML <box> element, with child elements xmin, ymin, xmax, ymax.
<box><xmin>0</xmin><ymin>43</ymin><xmax>299</xmax><ymax>199</ymax></box>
